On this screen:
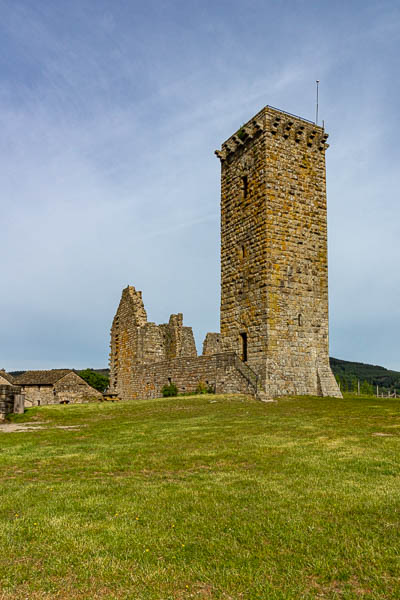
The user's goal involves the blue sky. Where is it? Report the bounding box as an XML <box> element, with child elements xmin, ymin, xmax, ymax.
<box><xmin>1</xmin><ymin>0</ymin><xmax>399</xmax><ymax>371</ymax></box>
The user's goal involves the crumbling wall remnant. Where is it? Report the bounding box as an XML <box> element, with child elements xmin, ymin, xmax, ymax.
<box><xmin>202</xmin><ymin>333</ymin><xmax>222</xmax><ymax>356</ymax></box>
<box><xmin>109</xmin><ymin>286</ymin><xmax>197</xmax><ymax>400</ymax></box>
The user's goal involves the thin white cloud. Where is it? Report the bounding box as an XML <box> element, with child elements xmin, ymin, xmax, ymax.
<box><xmin>0</xmin><ymin>0</ymin><xmax>399</xmax><ymax>371</ymax></box>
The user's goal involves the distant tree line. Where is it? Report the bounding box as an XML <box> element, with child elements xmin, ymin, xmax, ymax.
<box><xmin>78</xmin><ymin>369</ymin><xmax>109</xmax><ymax>392</ymax></box>
<box><xmin>330</xmin><ymin>357</ymin><xmax>400</xmax><ymax>395</ymax></box>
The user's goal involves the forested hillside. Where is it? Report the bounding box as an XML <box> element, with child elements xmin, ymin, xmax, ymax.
<box><xmin>330</xmin><ymin>357</ymin><xmax>400</xmax><ymax>394</ymax></box>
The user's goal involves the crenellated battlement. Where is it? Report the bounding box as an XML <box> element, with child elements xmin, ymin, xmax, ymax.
<box><xmin>215</xmin><ymin>106</ymin><xmax>329</xmax><ymax>162</ymax></box>
<box><xmin>215</xmin><ymin>117</ymin><xmax>264</xmax><ymax>161</ymax></box>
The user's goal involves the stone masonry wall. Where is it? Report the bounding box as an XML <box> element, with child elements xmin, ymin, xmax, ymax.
<box><xmin>216</xmin><ymin>106</ymin><xmax>341</xmax><ymax>398</ymax></box>
<box><xmin>0</xmin><ymin>385</ymin><xmax>24</xmax><ymax>420</ymax></box>
<box><xmin>54</xmin><ymin>372</ymin><xmax>103</xmax><ymax>404</ymax></box>
<box><xmin>128</xmin><ymin>353</ymin><xmax>256</xmax><ymax>400</ymax></box>
<box><xmin>202</xmin><ymin>333</ymin><xmax>222</xmax><ymax>356</ymax></box>
<box><xmin>109</xmin><ymin>286</ymin><xmax>198</xmax><ymax>400</ymax></box>
<box><xmin>21</xmin><ymin>386</ymin><xmax>54</xmax><ymax>407</ymax></box>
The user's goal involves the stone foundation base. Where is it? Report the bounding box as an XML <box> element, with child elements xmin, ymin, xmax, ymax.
<box><xmin>111</xmin><ymin>352</ymin><xmax>342</xmax><ymax>402</ymax></box>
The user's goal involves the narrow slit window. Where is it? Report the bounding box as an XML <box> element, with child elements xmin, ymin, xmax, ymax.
<box><xmin>298</xmin><ymin>314</ymin><xmax>303</xmax><ymax>326</ymax></box>
<box><xmin>242</xmin><ymin>176</ymin><xmax>248</xmax><ymax>198</ymax></box>
<box><xmin>240</xmin><ymin>332</ymin><xmax>248</xmax><ymax>362</ymax></box>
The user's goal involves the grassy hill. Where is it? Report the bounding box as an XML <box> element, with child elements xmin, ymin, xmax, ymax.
<box><xmin>2</xmin><ymin>394</ymin><xmax>400</xmax><ymax>598</ymax></box>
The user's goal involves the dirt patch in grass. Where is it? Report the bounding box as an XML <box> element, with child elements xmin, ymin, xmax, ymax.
<box><xmin>0</xmin><ymin>423</ymin><xmax>81</xmax><ymax>433</ymax></box>
<box><xmin>307</xmin><ymin>575</ymin><xmax>373</xmax><ymax>598</ymax></box>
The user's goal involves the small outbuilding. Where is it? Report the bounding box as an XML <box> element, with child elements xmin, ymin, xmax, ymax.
<box><xmin>13</xmin><ymin>369</ymin><xmax>102</xmax><ymax>407</ymax></box>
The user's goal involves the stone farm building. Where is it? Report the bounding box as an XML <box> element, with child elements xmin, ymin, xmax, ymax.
<box><xmin>13</xmin><ymin>369</ymin><xmax>102</xmax><ymax>407</ymax></box>
<box><xmin>109</xmin><ymin>104</ymin><xmax>342</xmax><ymax>401</ymax></box>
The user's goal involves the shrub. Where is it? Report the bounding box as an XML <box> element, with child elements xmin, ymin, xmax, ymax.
<box><xmin>236</xmin><ymin>125</ymin><xmax>246</xmax><ymax>140</ymax></box>
<box><xmin>161</xmin><ymin>382</ymin><xmax>178</xmax><ymax>397</ymax></box>
<box><xmin>195</xmin><ymin>381</ymin><xmax>208</xmax><ymax>394</ymax></box>
<box><xmin>195</xmin><ymin>381</ymin><xmax>215</xmax><ymax>395</ymax></box>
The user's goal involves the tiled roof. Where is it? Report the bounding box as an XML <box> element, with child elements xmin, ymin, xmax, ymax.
<box><xmin>0</xmin><ymin>370</ymin><xmax>16</xmax><ymax>384</ymax></box>
<box><xmin>13</xmin><ymin>369</ymin><xmax>74</xmax><ymax>385</ymax></box>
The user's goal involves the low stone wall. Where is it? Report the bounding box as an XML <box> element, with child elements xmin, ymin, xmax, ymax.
<box><xmin>0</xmin><ymin>385</ymin><xmax>24</xmax><ymax>420</ymax></box>
<box><xmin>126</xmin><ymin>353</ymin><xmax>257</xmax><ymax>400</ymax></box>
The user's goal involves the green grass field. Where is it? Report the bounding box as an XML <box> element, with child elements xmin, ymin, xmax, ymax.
<box><xmin>1</xmin><ymin>394</ymin><xmax>400</xmax><ymax>599</ymax></box>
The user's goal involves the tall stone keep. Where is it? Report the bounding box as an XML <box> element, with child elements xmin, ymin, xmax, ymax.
<box><xmin>215</xmin><ymin>106</ymin><xmax>341</xmax><ymax>398</ymax></box>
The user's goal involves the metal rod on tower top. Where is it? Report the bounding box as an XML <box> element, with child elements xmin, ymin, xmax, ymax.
<box><xmin>316</xmin><ymin>80</ymin><xmax>319</xmax><ymax>125</ymax></box>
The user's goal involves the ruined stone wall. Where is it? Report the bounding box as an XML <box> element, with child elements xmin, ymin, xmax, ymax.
<box><xmin>182</xmin><ymin>327</ymin><xmax>198</xmax><ymax>356</ymax></box>
<box><xmin>109</xmin><ymin>286</ymin><xmax>198</xmax><ymax>399</ymax></box>
<box><xmin>109</xmin><ymin>286</ymin><xmax>147</xmax><ymax>398</ymax></box>
<box><xmin>202</xmin><ymin>333</ymin><xmax>222</xmax><ymax>356</ymax></box>
<box><xmin>128</xmin><ymin>353</ymin><xmax>256</xmax><ymax>400</ymax></box>
<box><xmin>216</xmin><ymin>106</ymin><xmax>341</xmax><ymax>398</ymax></box>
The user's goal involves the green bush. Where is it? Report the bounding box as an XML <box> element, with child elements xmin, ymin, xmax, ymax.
<box><xmin>236</xmin><ymin>124</ymin><xmax>246</xmax><ymax>140</ymax></box>
<box><xmin>161</xmin><ymin>382</ymin><xmax>178</xmax><ymax>397</ymax></box>
<box><xmin>195</xmin><ymin>381</ymin><xmax>208</xmax><ymax>394</ymax></box>
<box><xmin>195</xmin><ymin>381</ymin><xmax>215</xmax><ymax>395</ymax></box>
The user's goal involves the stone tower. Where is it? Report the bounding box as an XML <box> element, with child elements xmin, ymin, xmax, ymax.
<box><xmin>215</xmin><ymin>106</ymin><xmax>341</xmax><ymax>398</ymax></box>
